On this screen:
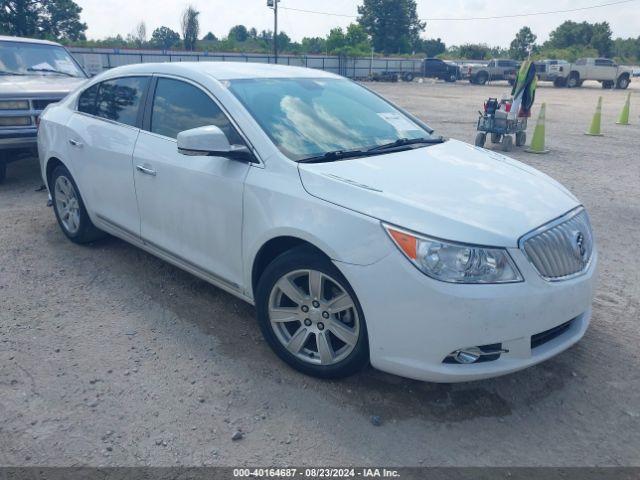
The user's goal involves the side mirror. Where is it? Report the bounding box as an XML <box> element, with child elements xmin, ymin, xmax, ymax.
<box><xmin>177</xmin><ymin>125</ymin><xmax>256</xmax><ymax>162</ymax></box>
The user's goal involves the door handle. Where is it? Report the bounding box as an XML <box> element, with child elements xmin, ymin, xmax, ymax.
<box><xmin>136</xmin><ymin>164</ymin><xmax>157</xmax><ymax>176</ymax></box>
<box><xmin>68</xmin><ymin>139</ymin><xmax>83</xmax><ymax>148</ymax></box>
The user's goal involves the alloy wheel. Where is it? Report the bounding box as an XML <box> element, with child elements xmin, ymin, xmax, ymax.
<box><xmin>268</xmin><ymin>269</ymin><xmax>360</xmax><ymax>366</ymax></box>
<box><xmin>54</xmin><ymin>175</ymin><xmax>81</xmax><ymax>234</ymax></box>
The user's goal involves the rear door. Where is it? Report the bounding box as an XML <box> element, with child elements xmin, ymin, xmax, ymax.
<box><xmin>593</xmin><ymin>59</ymin><xmax>615</xmax><ymax>81</ymax></box>
<box><xmin>132</xmin><ymin>76</ymin><xmax>251</xmax><ymax>290</ymax></box>
<box><xmin>66</xmin><ymin>76</ymin><xmax>149</xmax><ymax>238</ymax></box>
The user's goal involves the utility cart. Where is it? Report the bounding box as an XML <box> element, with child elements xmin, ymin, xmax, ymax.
<box><xmin>474</xmin><ymin>97</ymin><xmax>527</xmax><ymax>152</ymax></box>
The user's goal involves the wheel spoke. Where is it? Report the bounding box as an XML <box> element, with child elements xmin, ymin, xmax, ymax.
<box><xmin>269</xmin><ymin>307</ymin><xmax>300</xmax><ymax>323</ymax></box>
<box><xmin>316</xmin><ymin>332</ymin><xmax>334</xmax><ymax>364</ymax></box>
<box><xmin>308</xmin><ymin>270</ymin><xmax>323</xmax><ymax>300</ymax></box>
<box><xmin>286</xmin><ymin>327</ymin><xmax>310</xmax><ymax>354</ymax></box>
<box><xmin>327</xmin><ymin>293</ymin><xmax>354</xmax><ymax>314</ymax></box>
<box><xmin>327</xmin><ymin>318</ymin><xmax>358</xmax><ymax>346</ymax></box>
<box><xmin>275</xmin><ymin>277</ymin><xmax>307</xmax><ymax>305</ymax></box>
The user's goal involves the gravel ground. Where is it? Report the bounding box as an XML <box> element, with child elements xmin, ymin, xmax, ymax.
<box><xmin>1</xmin><ymin>79</ymin><xmax>639</xmax><ymax>467</ymax></box>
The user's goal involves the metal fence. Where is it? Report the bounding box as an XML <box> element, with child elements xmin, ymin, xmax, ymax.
<box><xmin>68</xmin><ymin>47</ymin><xmax>426</xmax><ymax>79</ymax></box>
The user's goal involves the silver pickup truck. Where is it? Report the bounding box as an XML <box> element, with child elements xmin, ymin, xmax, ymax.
<box><xmin>556</xmin><ymin>58</ymin><xmax>632</xmax><ymax>89</ymax></box>
<box><xmin>0</xmin><ymin>36</ymin><xmax>87</xmax><ymax>183</ymax></box>
<box><xmin>466</xmin><ymin>59</ymin><xmax>520</xmax><ymax>85</ymax></box>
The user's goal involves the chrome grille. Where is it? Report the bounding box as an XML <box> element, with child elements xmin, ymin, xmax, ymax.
<box><xmin>521</xmin><ymin>208</ymin><xmax>594</xmax><ymax>281</ymax></box>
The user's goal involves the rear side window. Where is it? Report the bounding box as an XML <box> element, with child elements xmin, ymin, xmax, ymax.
<box><xmin>95</xmin><ymin>76</ymin><xmax>148</xmax><ymax>127</ymax></box>
<box><xmin>595</xmin><ymin>59</ymin><xmax>613</xmax><ymax>66</ymax></box>
<box><xmin>78</xmin><ymin>84</ymin><xmax>98</xmax><ymax>115</ymax></box>
<box><xmin>150</xmin><ymin>77</ymin><xmax>243</xmax><ymax>144</ymax></box>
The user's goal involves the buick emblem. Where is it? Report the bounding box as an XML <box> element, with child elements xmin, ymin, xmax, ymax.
<box><xmin>572</xmin><ymin>231</ymin><xmax>587</xmax><ymax>261</ymax></box>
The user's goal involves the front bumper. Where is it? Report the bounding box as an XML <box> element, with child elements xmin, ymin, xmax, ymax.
<box><xmin>0</xmin><ymin>129</ymin><xmax>38</xmax><ymax>152</ymax></box>
<box><xmin>336</xmin><ymin>245</ymin><xmax>597</xmax><ymax>383</ymax></box>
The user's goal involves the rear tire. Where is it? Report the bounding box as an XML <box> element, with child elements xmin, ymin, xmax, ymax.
<box><xmin>501</xmin><ymin>135</ymin><xmax>513</xmax><ymax>152</ymax></box>
<box><xmin>50</xmin><ymin>165</ymin><xmax>106</xmax><ymax>244</ymax></box>
<box><xmin>476</xmin><ymin>72</ymin><xmax>489</xmax><ymax>85</ymax></box>
<box><xmin>616</xmin><ymin>75</ymin><xmax>630</xmax><ymax>89</ymax></box>
<box><xmin>553</xmin><ymin>77</ymin><xmax>567</xmax><ymax>88</ymax></box>
<box><xmin>490</xmin><ymin>133</ymin><xmax>502</xmax><ymax>144</ymax></box>
<box><xmin>255</xmin><ymin>246</ymin><xmax>369</xmax><ymax>379</ymax></box>
<box><xmin>567</xmin><ymin>74</ymin><xmax>580</xmax><ymax>88</ymax></box>
<box><xmin>475</xmin><ymin>132</ymin><xmax>487</xmax><ymax>147</ymax></box>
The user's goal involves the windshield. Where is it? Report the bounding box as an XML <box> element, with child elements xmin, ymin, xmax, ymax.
<box><xmin>227</xmin><ymin>78</ymin><xmax>434</xmax><ymax>161</ymax></box>
<box><xmin>0</xmin><ymin>41</ymin><xmax>85</xmax><ymax>78</ymax></box>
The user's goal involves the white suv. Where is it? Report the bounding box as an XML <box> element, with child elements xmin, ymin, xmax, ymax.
<box><xmin>38</xmin><ymin>63</ymin><xmax>596</xmax><ymax>382</ymax></box>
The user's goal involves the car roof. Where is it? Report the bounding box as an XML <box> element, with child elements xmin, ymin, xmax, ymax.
<box><xmin>98</xmin><ymin>62</ymin><xmax>342</xmax><ymax>81</ymax></box>
<box><xmin>0</xmin><ymin>35</ymin><xmax>63</xmax><ymax>46</ymax></box>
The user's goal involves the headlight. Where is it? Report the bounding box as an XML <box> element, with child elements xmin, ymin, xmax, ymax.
<box><xmin>384</xmin><ymin>224</ymin><xmax>523</xmax><ymax>284</ymax></box>
<box><xmin>0</xmin><ymin>100</ymin><xmax>29</xmax><ymax>110</ymax></box>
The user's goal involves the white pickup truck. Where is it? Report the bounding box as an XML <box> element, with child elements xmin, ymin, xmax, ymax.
<box><xmin>554</xmin><ymin>58</ymin><xmax>632</xmax><ymax>89</ymax></box>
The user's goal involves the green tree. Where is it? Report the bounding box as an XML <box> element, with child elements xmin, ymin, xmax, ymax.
<box><xmin>228</xmin><ymin>24</ymin><xmax>248</xmax><ymax>42</ymax></box>
<box><xmin>151</xmin><ymin>26</ymin><xmax>180</xmax><ymax>49</ymax></box>
<box><xmin>590</xmin><ymin>22</ymin><xmax>614</xmax><ymax>57</ymax></box>
<box><xmin>357</xmin><ymin>0</ymin><xmax>425</xmax><ymax>54</ymax></box>
<box><xmin>202</xmin><ymin>31</ymin><xmax>217</xmax><ymax>41</ymax></box>
<box><xmin>457</xmin><ymin>43</ymin><xmax>491</xmax><ymax>60</ymax></box>
<box><xmin>325</xmin><ymin>27</ymin><xmax>346</xmax><ymax>54</ymax></box>
<box><xmin>509</xmin><ymin>26</ymin><xmax>537</xmax><ymax>60</ymax></box>
<box><xmin>276</xmin><ymin>31</ymin><xmax>291</xmax><ymax>51</ymax></box>
<box><xmin>416</xmin><ymin>38</ymin><xmax>445</xmax><ymax>57</ymax></box>
<box><xmin>301</xmin><ymin>37</ymin><xmax>326</xmax><ymax>54</ymax></box>
<box><xmin>0</xmin><ymin>0</ymin><xmax>87</xmax><ymax>40</ymax></box>
<box><xmin>181</xmin><ymin>5</ymin><xmax>200</xmax><ymax>51</ymax></box>
<box><xmin>546</xmin><ymin>21</ymin><xmax>613</xmax><ymax>57</ymax></box>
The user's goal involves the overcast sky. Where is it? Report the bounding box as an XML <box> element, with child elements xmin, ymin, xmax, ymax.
<box><xmin>77</xmin><ymin>0</ymin><xmax>640</xmax><ymax>48</ymax></box>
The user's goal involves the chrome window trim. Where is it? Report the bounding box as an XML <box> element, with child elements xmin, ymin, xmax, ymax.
<box><xmin>518</xmin><ymin>206</ymin><xmax>594</xmax><ymax>282</ymax></box>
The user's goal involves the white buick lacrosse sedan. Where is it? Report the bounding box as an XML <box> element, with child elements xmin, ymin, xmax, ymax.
<box><xmin>37</xmin><ymin>62</ymin><xmax>596</xmax><ymax>382</ymax></box>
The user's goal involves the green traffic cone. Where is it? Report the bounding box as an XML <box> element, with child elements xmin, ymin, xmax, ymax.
<box><xmin>616</xmin><ymin>92</ymin><xmax>631</xmax><ymax>125</ymax></box>
<box><xmin>585</xmin><ymin>96</ymin><xmax>604</xmax><ymax>136</ymax></box>
<box><xmin>526</xmin><ymin>103</ymin><xmax>550</xmax><ymax>154</ymax></box>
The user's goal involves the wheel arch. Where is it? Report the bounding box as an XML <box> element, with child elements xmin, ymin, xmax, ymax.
<box><xmin>251</xmin><ymin>235</ymin><xmax>331</xmax><ymax>296</ymax></box>
<box><xmin>45</xmin><ymin>156</ymin><xmax>66</xmax><ymax>188</ymax></box>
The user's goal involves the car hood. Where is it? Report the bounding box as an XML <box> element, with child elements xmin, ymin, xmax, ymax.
<box><xmin>298</xmin><ymin>139</ymin><xmax>580</xmax><ymax>247</ymax></box>
<box><xmin>0</xmin><ymin>75</ymin><xmax>86</xmax><ymax>97</ymax></box>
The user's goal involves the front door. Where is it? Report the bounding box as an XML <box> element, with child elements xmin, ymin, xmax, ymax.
<box><xmin>132</xmin><ymin>77</ymin><xmax>251</xmax><ymax>290</ymax></box>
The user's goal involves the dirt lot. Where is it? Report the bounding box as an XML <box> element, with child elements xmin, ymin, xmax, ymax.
<box><xmin>1</xmin><ymin>79</ymin><xmax>639</xmax><ymax>467</ymax></box>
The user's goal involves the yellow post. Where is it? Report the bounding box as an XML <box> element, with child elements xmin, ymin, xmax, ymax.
<box><xmin>585</xmin><ymin>96</ymin><xmax>604</xmax><ymax>136</ymax></box>
<box><xmin>526</xmin><ymin>103</ymin><xmax>550</xmax><ymax>154</ymax></box>
<box><xmin>616</xmin><ymin>92</ymin><xmax>631</xmax><ymax>125</ymax></box>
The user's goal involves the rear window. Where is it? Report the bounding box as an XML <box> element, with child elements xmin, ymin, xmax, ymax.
<box><xmin>94</xmin><ymin>76</ymin><xmax>148</xmax><ymax>127</ymax></box>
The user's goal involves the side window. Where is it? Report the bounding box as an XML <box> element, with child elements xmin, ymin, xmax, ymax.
<box><xmin>95</xmin><ymin>76</ymin><xmax>148</xmax><ymax>127</ymax></box>
<box><xmin>595</xmin><ymin>59</ymin><xmax>612</xmax><ymax>67</ymax></box>
<box><xmin>575</xmin><ymin>59</ymin><xmax>587</xmax><ymax>66</ymax></box>
<box><xmin>78</xmin><ymin>84</ymin><xmax>98</xmax><ymax>115</ymax></box>
<box><xmin>150</xmin><ymin>77</ymin><xmax>243</xmax><ymax>144</ymax></box>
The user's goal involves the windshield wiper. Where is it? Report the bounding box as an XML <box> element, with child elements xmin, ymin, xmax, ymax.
<box><xmin>27</xmin><ymin>67</ymin><xmax>75</xmax><ymax>77</ymax></box>
<box><xmin>367</xmin><ymin>136</ymin><xmax>446</xmax><ymax>153</ymax></box>
<box><xmin>0</xmin><ymin>70</ymin><xmax>26</xmax><ymax>76</ymax></box>
<box><xmin>297</xmin><ymin>136</ymin><xmax>447</xmax><ymax>164</ymax></box>
<box><xmin>298</xmin><ymin>149</ymin><xmax>369</xmax><ymax>164</ymax></box>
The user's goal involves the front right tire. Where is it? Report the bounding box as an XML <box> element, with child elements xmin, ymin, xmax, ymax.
<box><xmin>255</xmin><ymin>246</ymin><xmax>369</xmax><ymax>379</ymax></box>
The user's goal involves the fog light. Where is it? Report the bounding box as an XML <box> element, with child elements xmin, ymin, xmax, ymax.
<box><xmin>453</xmin><ymin>347</ymin><xmax>482</xmax><ymax>364</ymax></box>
